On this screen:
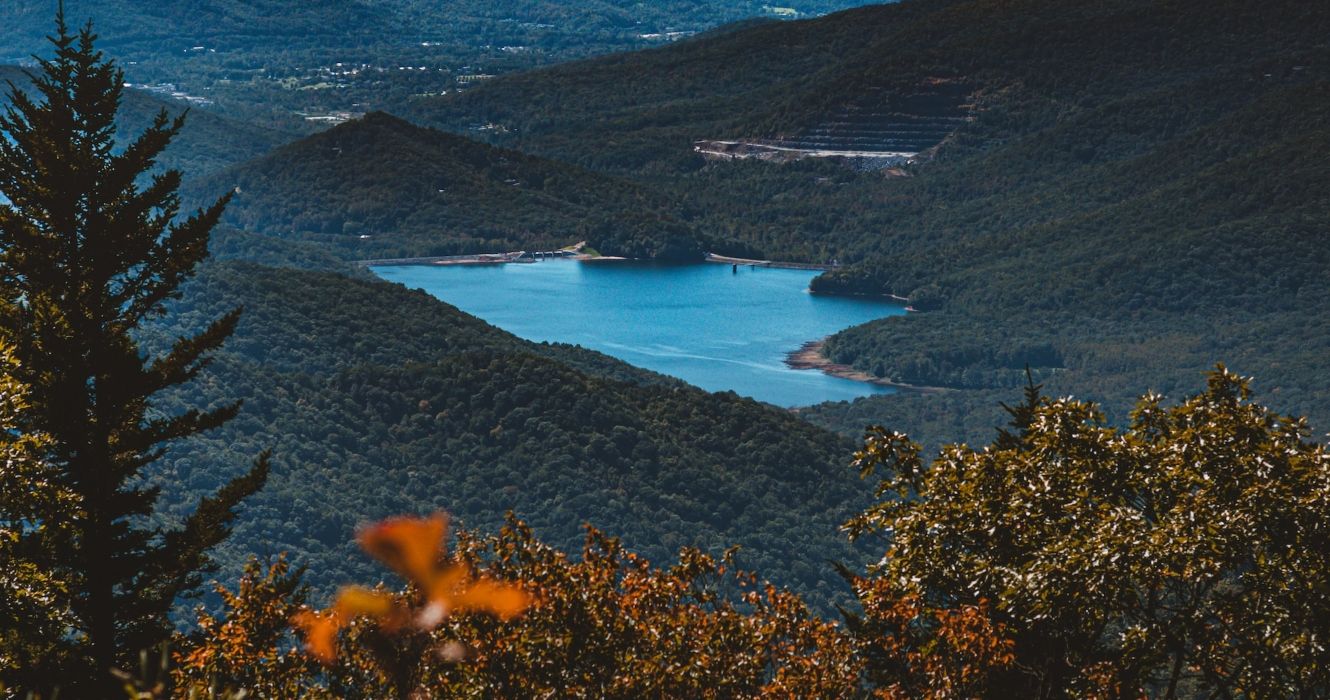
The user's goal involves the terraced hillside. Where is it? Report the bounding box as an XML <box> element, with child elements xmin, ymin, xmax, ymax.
<box><xmin>698</xmin><ymin>78</ymin><xmax>972</xmax><ymax>169</ymax></box>
<box><xmin>776</xmin><ymin>80</ymin><xmax>970</xmax><ymax>153</ymax></box>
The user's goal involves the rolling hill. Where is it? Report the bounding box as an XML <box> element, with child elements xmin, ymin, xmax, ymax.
<box><xmin>409</xmin><ymin>2</ymin><xmax>913</xmax><ymax>172</ymax></box>
<box><xmin>144</xmin><ymin>260</ymin><xmax>872</xmax><ymax>611</ymax></box>
<box><xmin>190</xmin><ymin>112</ymin><xmax>718</xmax><ymax>260</ymax></box>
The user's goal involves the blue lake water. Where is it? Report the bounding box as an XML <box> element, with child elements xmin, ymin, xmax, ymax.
<box><xmin>371</xmin><ymin>260</ymin><xmax>906</xmax><ymax>407</ymax></box>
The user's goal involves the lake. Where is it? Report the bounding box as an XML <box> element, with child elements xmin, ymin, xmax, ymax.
<box><xmin>371</xmin><ymin>260</ymin><xmax>906</xmax><ymax>406</ymax></box>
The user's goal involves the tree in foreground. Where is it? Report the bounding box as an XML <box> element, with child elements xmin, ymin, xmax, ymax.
<box><xmin>845</xmin><ymin>367</ymin><xmax>1330</xmax><ymax>698</ymax></box>
<box><xmin>0</xmin><ymin>12</ymin><xmax>266</xmax><ymax>693</ymax></box>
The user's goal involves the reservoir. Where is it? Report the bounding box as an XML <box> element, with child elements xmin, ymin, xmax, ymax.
<box><xmin>371</xmin><ymin>260</ymin><xmax>906</xmax><ymax>406</ymax></box>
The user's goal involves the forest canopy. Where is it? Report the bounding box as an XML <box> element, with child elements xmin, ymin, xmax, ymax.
<box><xmin>166</xmin><ymin>369</ymin><xmax>1330</xmax><ymax>699</ymax></box>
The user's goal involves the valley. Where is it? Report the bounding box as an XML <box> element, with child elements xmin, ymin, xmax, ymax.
<box><xmin>3</xmin><ymin>0</ymin><xmax>1330</xmax><ymax>693</ymax></box>
<box><xmin>128</xmin><ymin>0</ymin><xmax>1330</xmax><ymax>609</ymax></box>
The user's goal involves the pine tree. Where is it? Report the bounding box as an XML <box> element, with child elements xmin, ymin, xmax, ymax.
<box><xmin>0</xmin><ymin>11</ymin><xmax>267</xmax><ymax>692</ymax></box>
<box><xmin>993</xmin><ymin>366</ymin><xmax>1042</xmax><ymax>451</ymax></box>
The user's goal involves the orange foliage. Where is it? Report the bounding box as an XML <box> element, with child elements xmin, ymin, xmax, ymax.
<box><xmin>293</xmin><ymin>513</ymin><xmax>531</xmax><ymax>665</ymax></box>
<box><xmin>850</xmin><ymin>576</ymin><xmax>1015</xmax><ymax>699</ymax></box>
<box><xmin>185</xmin><ymin>513</ymin><xmax>1020</xmax><ymax>698</ymax></box>
<box><xmin>173</xmin><ymin>556</ymin><xmax>322</xmax><ymax>697</ymax></box>
<box><xmin>425</xmin><ymin>516</ymin><xmax>864</xmax><ymax>698</ymax></box>
<box><xmin>359</xmin><ymin>515</ymin><xmax>448</xmax><ymax>585</ymax></box>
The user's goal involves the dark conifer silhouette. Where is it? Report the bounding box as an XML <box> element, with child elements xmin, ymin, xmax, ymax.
<box><xmin>994</xmin><ymin>366</ymin><xmax>1043</xmax><ymax>451</ymax></box>
<box><xmin>0</xmin><ymin>9</ymin><xmax>266</xmax><ymax>692</ymax></box>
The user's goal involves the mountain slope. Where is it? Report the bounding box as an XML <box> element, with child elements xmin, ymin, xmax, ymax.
<box><xmin>418</xmin><ymin>0</ymin><xmax>1326</xmax><ymax>172</ymax></box>
<box><xmin>145</xmin><ymin>262</ymin><xmax>871</xmax><ymax>611</ymax></box>
<box><xmin>193</xmin><ymin>112</ymin><xmax>717</xmax><ymax>260</ymax></box>
<box><xmin>411</xmin><ymin>3</ymin><xmax>916</xmax><ymax>171</ymax></box>
<box><xmin>416</xmin><ymin>0</ymin><xmax>1330</xmax><ymax>431</ymax></box>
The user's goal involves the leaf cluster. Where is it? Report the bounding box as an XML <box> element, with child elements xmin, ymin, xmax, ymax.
<box><xmin>847</xmin><ymin>368</ymin><xmax>1330</xmax><ymax>697</ymax></box>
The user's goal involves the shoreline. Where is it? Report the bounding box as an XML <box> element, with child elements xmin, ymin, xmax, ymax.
<box><xmin>785</xmin><ymin>339</ymin><xmax>949</xmax><ymax>395</ymax></box>
<box><xmin>361</xmin><ymin>252</ymin><xmax>916</xmax><ymax>308</ymax></box>
<box><xmin>808</xmin><ymin>288</ymin><xmax>912</xmax><ymax>304</ymax></box>
<box><xmin>705</xmin><ymin>254</ymin><xmax>911</xmax><ymax>304</ymax></box>
<box><xmin>703</xmin><ymin>252</ymin><xmax>838</xmax><ymax>272</ymax></box>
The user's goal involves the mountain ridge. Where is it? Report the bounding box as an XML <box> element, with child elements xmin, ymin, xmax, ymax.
<box><xmin>191</xmin><ymin>111</ymin><xmax>721</xmax><ymax>260</ymax></box>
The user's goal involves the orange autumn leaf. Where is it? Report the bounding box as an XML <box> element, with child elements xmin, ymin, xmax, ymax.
<box><xmin>425</xmin><ymin>563</ymin><xmax>467</xmax><ymax>601</ymax></box>
<box><xmin>359</xmin><ymin>514</ymin><xmax>530</xmax><ymax>622</ymax></box>
<box><xmin>420</xmin><ymin>564</ymin><xmax>530</xmax><ymax>625</ymax></box>
<box><xmin>334</xmin><ymin>586</ymin><xmax>398</xmax><ymax>620</ymax></box>
<box><xmin>445</xmin><ymin>574</ymin><xmax>532</xmax><ymax>621</ymax></box>
<box><xmin>295</xmin><ymin>513</ymin><xmax>531</xmax><ymax>664</ymax></box>
<box><xmin>359</xmin><ymin>513</ymin><xmax>448</xmax><ymax>584</ymax></box>
<box><xmin>293</xmin><ymin>610</ymin><xmax>342</xmax><ymax>664</ymax></box>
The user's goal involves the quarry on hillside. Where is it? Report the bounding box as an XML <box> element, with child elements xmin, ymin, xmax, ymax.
<box><xmin>697</xmin><ymin>79</ymin><xmax>972</xmax><ymax>171</ymax></box>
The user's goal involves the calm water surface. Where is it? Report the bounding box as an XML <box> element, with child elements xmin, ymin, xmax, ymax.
<box><xmin>371</xmin><ymin>260</ymin><xmax>905</xmax><ymax>406</ymax></box>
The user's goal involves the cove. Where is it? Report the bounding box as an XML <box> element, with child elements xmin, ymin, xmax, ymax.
<box><xmin>371</xmin><ymin>260</ymin><xmax>906</xmax><ymax>407</ymax></box>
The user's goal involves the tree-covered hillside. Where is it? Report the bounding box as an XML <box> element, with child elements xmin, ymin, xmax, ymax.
<box><xmin>144</xmin><ymin>261</ymin><xmax>871</xmax><ymax>611</ymax></box>
<box><xmin>411</xmin><ymin>2</ymin><xmax>910</xmax><ymax>172</ymax></box>
<box><xmin>804</xmin><ymin>0</ymin><xmax>1330</xmax><ymax>424</ymax></box>
<box><xmin>191</xmin><ymin>112</ymin><xmax>722</xmax><ymax>260</ymax></box>
<box><xmin>419</xmin><ymin>0</ymin><xmax>1330</xmax><ymax>432</ymax></box>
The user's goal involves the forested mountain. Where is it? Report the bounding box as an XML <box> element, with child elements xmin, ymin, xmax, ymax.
<box><xmin>418</xmin><ymin>0</ymin><xmax>1326</xmax><ymax>172</ymax></box>
<box><xmin>191</xmin><ymin>112</ymin><xmax>720</xmax><ymax>260</ymax></box>
<box><xmin>418</xmin><ymin>0</ymin><xmax>1330</xmax><ymax>431</ymax></box>
<box><xmin>410</xmin><ymin>0</ymin><xmax>979</xmax><ymax>171</ymax></box>
<box><xmin>143</xmin><ymin>260</ymin><xmax>871</xmax><ymax>611</ymax></box>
